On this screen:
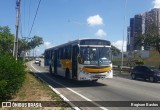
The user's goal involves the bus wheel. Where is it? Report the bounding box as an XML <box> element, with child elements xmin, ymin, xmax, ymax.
<box><xmin>49</xmin><ymin>66</ymin><xmax>52</xmax><ymax>74</ymax></box>
<box><xmin>65</xmin><ymin>69</ymin><xmax>70</xmax><ymax>80</ymax></box>
<box><xmin>92</xmin><ymin>79</ymin><xmax>98</xmax><ymax>82</ymax></box>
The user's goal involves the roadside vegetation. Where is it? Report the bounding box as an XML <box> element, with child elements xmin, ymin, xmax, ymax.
<box><xmin>113</xmin><ymin>50</ymin><xmax>160</xmax><ymax>68</ymax></box>
<box><xmin>136</xmin><ymin>23</ymin><xmax>160</xmax><ymax>55</ymax></box>
<box><xmin>0</xmin><ymin>25</ymin><xmax>44</xmax><ymax>101</ymax></box>
<box><xmin>0</xmin><ymin>52</ymin><xmax>26</xmax><ymax>101</ymax></box>
<box><xmin>113</xmin><ymin>22</ymin><xmax>160</xmax><ymax>73</ymax></box>
<box><xmin>143</xmin><ymin>51</ymin><xmax>160</xmax><ymax>68</ymax></box>
<box><xmin>0</xmin><ymin>25</ymin><xmax>71</xmax><ymax>109</ymax></box>
<box><xmin>1</xmin><ymin>71</ymin><xmax>71</xmax><ymax>110</ymax></box>
<box><xmin>112</xmin><ymin>50</ymin><xmax>160</xmax><ymax>76</ymax></box>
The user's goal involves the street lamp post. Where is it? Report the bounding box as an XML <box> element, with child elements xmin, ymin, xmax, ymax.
<box><xmin>121</xmin><ymin>0</ymin><xmax>128</xmax><ymax>71</ymax></box>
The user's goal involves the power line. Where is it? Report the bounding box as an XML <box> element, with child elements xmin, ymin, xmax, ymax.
<box><xmin>28</xmin><ymin>0</ymin><xmax>42</xmax><ymax>38</ymax></box>
<box><xmin>28</xmin><ymin>0</ymin><xmax>31</xmax><ymax>36</ymax></box>
<box><xmin>23</xmin><ymin>0</ymin><xmax>26</xmax><ymax>36</ymax></box>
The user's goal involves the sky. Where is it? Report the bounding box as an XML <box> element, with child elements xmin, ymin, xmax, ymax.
<box><xmin>0</xmin><ymin>0</ymin><xmax>160</xmax><ymax>56</ymax></box>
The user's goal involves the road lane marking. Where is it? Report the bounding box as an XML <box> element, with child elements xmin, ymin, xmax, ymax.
<box><xmin>31</xmin><ymin>62</ymin><xmax>108</xmax><ymax>110</ymax></box>
<box><xmin>31</xmin><ymin>62</ymin><xmax>80</xmax><ymax>110</ymax></box>
<box><xmin>31</xmin><ymin>63</ymin><xmax>41</xmax><ymax>72</ymax></box>
<box><xmin>48</xmin><ymin>85</ymin><xmax>80</xmax><ymax>110</ymax></box>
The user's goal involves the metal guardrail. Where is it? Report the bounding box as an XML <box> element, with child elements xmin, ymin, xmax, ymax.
<box><xmin>113</xmin><ymin>66</ymin><xmax>132</xmax><ymax>73</ymax></box>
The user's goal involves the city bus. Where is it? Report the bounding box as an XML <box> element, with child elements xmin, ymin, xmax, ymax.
<box><xmin>44</xmin><ymin>39</ymin><xmax>113</xmax><ymax>82</ymax></box>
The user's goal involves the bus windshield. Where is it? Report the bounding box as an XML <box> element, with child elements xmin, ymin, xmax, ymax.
<box><xmin>79</xmin><ymin>47</ymin><xmax>111</xmax><ymax>65</ymax></box>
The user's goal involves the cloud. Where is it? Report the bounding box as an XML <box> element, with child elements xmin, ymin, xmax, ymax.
<box><xmin>112</xmin><ymin>40</ymin><xmax>127</xmax><ymax>52</ymax></box>
<box><xmin>87</xmin><ymin>15</ymin><xmax>103</xmax><ymax>26</ymax></box>
<box><xmin>44</xmin><ymin>42</ymin><xmax>54</xmax><ymax>49</ymax></box>
<box><xmin>95</xmin><ymin>29</ymin><xmax>107</xmax><ymax>37</ymax></box>
<box><xmin>36</xmin><ymin>49</ymin><xmax>40</xmax><ymax>52</ymax></box>
<box><xmin>153</xmin><ymin>0</ymin><xmax>160</xmax><ymax>8</ymax></box>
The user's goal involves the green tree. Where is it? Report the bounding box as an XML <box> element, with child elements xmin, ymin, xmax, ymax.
<box><xmin>111</xmin><ymin>45</ymin><xmax>120</xmax><ymax>56</ymax></box>
<box><xmin>28</xmin><ymin>35</ymin><xmax>43</xmax><ymax>49</ymax></box>
<box><xmin>18</xmin><ymin>35</ymin><xmax>43</xmax><ymax>55</ymax></box>
<box><xmin>136</xmin><ymin>23</ymin><xmax>160</xmax><ymax>54</ymax></box>
<box><xmin>18</xmin><ymin>38</ymin><xmax>29</xmax><ymax>53</ymax></box>
<box><xmin>0</xmin><ymin>53</ymin><xmax>25</xmax><ymax>101</ymax></box>
<box><xmin>0</xmin><ymin>26</ymin><xmax>14</xmax><ymax>53</ymax></box>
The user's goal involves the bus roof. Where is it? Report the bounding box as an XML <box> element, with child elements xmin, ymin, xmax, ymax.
<box><xmin>45</xmin><ymin>38</ymin><xmax>111</xmax><ymax>52</ymax></box>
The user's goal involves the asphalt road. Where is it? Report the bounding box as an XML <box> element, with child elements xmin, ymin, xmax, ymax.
<box><xmin>27</xmin><ymin>60</ymin><xmax>160</xmax><ymax>110</ymax></box>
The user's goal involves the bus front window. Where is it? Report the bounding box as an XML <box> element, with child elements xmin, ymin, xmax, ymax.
<box><xmin>79</xmin><ymin>47</ymin><xmax>111</xmax><ymax>65</ymax></box>
<box><xmin>99</xmin><ymin>47</ymin><xmax>111</xmax><ymax>65</ymax></box>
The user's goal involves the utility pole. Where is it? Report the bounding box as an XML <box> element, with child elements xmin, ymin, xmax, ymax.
<box><xmin>13</xmin><ymin>0</ymin><xmax>21</xmax><ymax>60</ymax></box>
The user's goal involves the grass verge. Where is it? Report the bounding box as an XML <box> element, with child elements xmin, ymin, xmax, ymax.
<box><xmin>1</xmin><ymin>71</ymin><xmax>71</xmax><ymax>110</ymax></box>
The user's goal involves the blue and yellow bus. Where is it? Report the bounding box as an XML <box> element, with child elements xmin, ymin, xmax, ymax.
<box><xmin>44</xmin><ymin>39</ymin><xmax>113</xmax><ymax>81</ymax></box>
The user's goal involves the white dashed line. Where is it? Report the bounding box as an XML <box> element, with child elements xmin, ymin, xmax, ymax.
<box><xmin>31</xmin><ymin>62</ymin><xmax>108</xmax><ymax>110</ymax></box>
<box><xmin>30</xmin><ymin>62</ymin><xmax>80</xmax><ymax>110</ymax></box>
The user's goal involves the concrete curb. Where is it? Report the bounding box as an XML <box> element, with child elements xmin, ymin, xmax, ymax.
<box><xmin>28</xmin><ymin>70</ymin><xmax>81</xmax><ymax>110</ymax></box>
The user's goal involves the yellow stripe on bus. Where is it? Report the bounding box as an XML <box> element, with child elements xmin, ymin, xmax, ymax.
<box><xmin>82</xmin><ymin>67</ymin><xmax>112</xmax><ymax>73</ymax></box>
<box><xmin>61</xmin><ymin>59</ymin><xmax>72</xmax><ymax>70</ymax></box>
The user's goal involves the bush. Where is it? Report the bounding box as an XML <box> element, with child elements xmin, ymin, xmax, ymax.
<box><xmin>135</xmin><ymin>60</ymin><xmax>144</xmax><ymax>66</ymax></box>
<box><xmin>0</xmin><ymin>53</ymin><xmax>26</xmax><ymax>101</ymax></box>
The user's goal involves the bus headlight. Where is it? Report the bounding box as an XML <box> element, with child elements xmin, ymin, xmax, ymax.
<box><xmin>80</xmin><ymin>69</ymin><xmax>89</xmax><ymax>74</ymax></box>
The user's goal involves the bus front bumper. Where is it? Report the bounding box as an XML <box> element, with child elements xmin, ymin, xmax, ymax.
<box><xmin>78</xmin><ymin>70</ymin><xmax>113</xmax><ymax>81</ymax></box>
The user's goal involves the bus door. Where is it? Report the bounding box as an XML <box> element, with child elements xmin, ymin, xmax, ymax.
<box><xmin>54</xmin><ymin>50</ymin><xmax>58</xmax><ymax>75</ymax></box>
<box><xmin>72</xmin><ymin>45</ymin><xmax>79</xmax><ymax>79</ymax></box>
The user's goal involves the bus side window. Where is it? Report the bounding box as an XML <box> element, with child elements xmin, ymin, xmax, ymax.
<box><xmin>52</xmin><ymin>51</ymin><xmax>54</xmax><ymax>61</ymax></box>
<box><xmin>59</xmin><ymin>48</ymin><xmax>62</xmax><ymax>59</ymax></box>
<box><xmin>57</xmin><ymin>49</ymin><xmax>60</xmax><ymax>61</ymax></box>
<box><xmin>66</xmin><ymin>45</ymin><xmax>71</xmax><ymax>59</ymax></box>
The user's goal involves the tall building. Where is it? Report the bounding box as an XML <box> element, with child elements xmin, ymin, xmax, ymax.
<box><xmin>127</xmin><ymin>8</ymin><xmax>160</xmax><ymax>51</ymax></box>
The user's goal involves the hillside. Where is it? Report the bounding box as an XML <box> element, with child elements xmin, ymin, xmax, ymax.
<box><xmin>112</xmin><ymin>50</ymin><xmax>160</xmax><ymax>68</ymax></box>
<box><xmin>143</xmin><ymin>51</ymin><xmax>160</xmax><ymax>68</ymax></box>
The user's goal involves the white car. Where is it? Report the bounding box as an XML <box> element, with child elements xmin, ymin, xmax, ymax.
<box><xmin>35</xmin><ymin>58</ymin><xmax>41</xmax><ymax>64</ymax></box>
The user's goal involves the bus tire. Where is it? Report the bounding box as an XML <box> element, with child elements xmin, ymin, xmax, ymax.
<box><xmin>92</xmin><ymin>79</ymin><xmax>98</xmax><ymax>82</ymax></box>
<box><xmin>65</xmin><ymin>69</ymin><xmax>70</xmax><ymax>80</ymax></box>
<box><xmin>49</xmin><ymin>66</ymin><xmax>52</xmax><ymax>74</ymax></box>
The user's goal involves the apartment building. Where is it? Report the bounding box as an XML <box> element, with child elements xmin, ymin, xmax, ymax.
<box><xmin>127</xmin><ymin>8</ymin><xmax>160</xmax><ymax>51</ymax></box>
